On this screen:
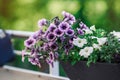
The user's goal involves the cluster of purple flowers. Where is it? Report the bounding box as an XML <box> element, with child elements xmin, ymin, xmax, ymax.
<box><xmin>77</xmin><ymin>22</ymin><xmax>88</xmax><ymax>35</ymax></box>
<box><xmin>22</xmin><ymin>11</ymin><xmax>88</xmax><ymax>67</ymax></box>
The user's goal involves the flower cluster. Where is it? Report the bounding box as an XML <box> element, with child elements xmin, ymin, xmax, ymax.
<box><xmin>22</xmin><ymin>11</ymin><xmax>120</xmax><ymax>67</ymax></box>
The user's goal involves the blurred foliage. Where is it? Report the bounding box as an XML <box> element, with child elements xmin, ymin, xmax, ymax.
<box><xmin>11</xmin><ymin>38</ymin><xmax>25</xmax><ymax>50</ymax></box>
<box><xmin>0</xmin><ymin>0</ymin><xmax>80</xmax><ymax>31</ymax></box>
<box><xmin>0</xmin><ymin>0</ymin><xmax>120</xmax><ymax>31</ymax></box>
<box><xmin>75</xmin><ymin>0</ymin><xmax>120</xmax><ymax>32</ymax></box>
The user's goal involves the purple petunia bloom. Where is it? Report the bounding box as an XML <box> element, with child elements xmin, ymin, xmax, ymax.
<box><xmin>66</xmin><ymin>15</ymin><xmax>76</xmax><ymax>25</ymax></box>
<box><xmin>48</xmin><ymin>23</ymin><xmax>56</xmax><ymax>32</ymax></box>
<box><xmin>24</xmin><ymin>37</ymin><xmax>36</xmax><ymax>48</ymax></box>
<box><xmin>30</xmin><ymin>49</ymin><xmax>36</xmax><ymax>55</ymax></box>
<box><xmin>49</xmin><ymin>42</ymin><xmax>58</xmax><ymax>51</ymax></box>
<box><xmin>54</xmin><ymin>52</ymin><xmax>59</xmax><ymax>59</ymax></box>
<box><xmin>44</xmin><ymin>45</ymin><xmax>49</xmax><ymax>51</ymax></box>
<box><xmin>46</xmin><ymin>51</ymin><xmax>55</xmax><ymax>67</ymax></box>
<box><xmin>47</xmin><ymin>32</ymin><xmax>56</xmax><ymax>41</ymax></box>
<box><xmin>54</xmin><ymin>28</ymin><xmax>64</xmax><ymax>37</ymax></box>
<box><xmin>38</xmin><ymin>19</ymin><xmax>47</xmax><ymax>29</ymax></box>
<box><xmin>65</xmin><ymin>28</ymin><xmax>74</xmax><ymax>36</ymax></box>
<box><xmin>32</xmin><ymin>30</ymin><xmax>45</xmax><ymax>40</ymax></box>
<box><xmin>62</xmin><ymin>11</ymin><xmax>76</xmax><ymax>25</ymax></box>
<box><xmin>62</xmin><ymin>11</ymin><xmax>70</xmax><ymax>18</ymax></box>
<box><xmin>60</xmin><ymin>36</ymin><xmax>65</xmax><ymax>42</ymax></box>
<box><xmin>58</xmin><ymin>22</ymin><xmax>70</xmax><ymax>32</ymax></box>
<box><xmin>46</xmin><ymin>58</ymin><xmax>54</xmax><ymax>67</ymax></box>
<box><xmin>39</xmin><ymin>42</ymin><xmax>50</xmax><ymax>51</ymax></box>
<box><xmin>49</xmin><ymin>52</ymin><xmax>54</xmax><ymax>61</ymax></box>
<box><xmin>65</xmin><ymin>43</ymin><xmax>73</xmax><ymax>50</ymax></box>
<box><xmin>77</xmin><ymin>28</ymin><xmax>84</xmax><ymax>35</ymax></box>
<box><xmin>64</xmin><ymin>43</ymin><xmax>73</xmax><ymax>55</ymax></box>
<box><xmin>79</xmin><ymin>22</ymin><xmax>88</xmax><ymax>30</ymax></box>
<box><xmin>43</xmin><ymin>30</ymin><xmax>49</xmax><ymax>38</ymax></box>
<box><xmin>28</xmin><ymin>57</ymin><xmax>41</xmax><ymax>67</ymax></box>
<box><xmin>54</xmin><ymin>17</ymin><xmax>60</xmax><ymax>26</ymax></box>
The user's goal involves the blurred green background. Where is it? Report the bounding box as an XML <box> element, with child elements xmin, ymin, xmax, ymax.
<box><xmin>0</xmin><ymin>0</ymin><xmax>120</xmax><ymax>77</ymax></box>
<box><xmin>1</xmin><ymin>0</ymin><xmax>120</xmax><ymax>32</ymax></box>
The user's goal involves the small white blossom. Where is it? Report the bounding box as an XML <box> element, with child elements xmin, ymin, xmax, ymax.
<box><xmin>110</xmin><ymin>31</ymin><xmax>120</xmax><ymax>39</ymax></box>
<box><xmin>73</xmin><ymin>37</ymin><xmax>87</xmax><ymax>48</ymax></box>
<box><xmin>97</xmin><ymin>37</ymin><xmax>107</xmax><ymax>45</ymax></box>
<box><xmin>93</xmin><ymin>43</ymin><xmax>101</xmax><ymax>50</ymax></box>
<box><xmin>79</xmin><ymin>47</ymin><xmax>93</xmax><ymax>58</ymax></box>
<box><xmin>84</xmin><ymin>29</ymin><xmax>93</xmax><ymax>34</ymax></box>
<box><xmin>90</xmin><ymin>25</ymin><xmax>96</xmax><ymax>31</ymax></box>
<box><xmin>91</xmin><ymin>36</ymin><xmax>98</xmax><ymax>39</ymax></box>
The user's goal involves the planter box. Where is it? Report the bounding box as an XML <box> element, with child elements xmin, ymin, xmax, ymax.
<box><xmin>60</xmin><ymin>61</ymin><xmax>120</xmax><ymax>80</ymax></box>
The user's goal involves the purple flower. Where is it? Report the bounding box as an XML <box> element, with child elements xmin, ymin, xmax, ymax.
<box><xmin>24</xmin><ymin>37</ymin><xmax>36</xmax><ymax>48</ymax></box>
<box><xmin>60</xmin><ymin>36</ymin><xmax>65</xmax><ymax>42</ymax></box>
<box><xmin>70</xmin><ymin>36</ymin><xmax>74</xmax><ymax>41</ymax></box>
<box><xmin>62</xmin><ymin>11</ymin><xmax>70</xmax><ymax>18</ymax></box>
<box><xmin>54</xmin><ymin>28</ymin><xmax>64</xmax><ymax>37</ymax></box>
<box><xmin>69</xmin><ymin>35</ymin><xmax>77</xmax><ymax>43</ymax></box>
<box><xmin>54</xmin><ymin>16</ymin><xmax>60</xmax><ymax>26</ymax></box>
<box><xmin>30</xmin><ymin>49</ymin><xmax>36</xmax><ymax>55</ymax></box>
<box><xmin>62</xmin><ymin>11</ymin><xmax>76</xmax><ymax>25</ymax></box>
<box><xmin>48</xmin><ymin>24</ymin><xmax>56</xmax><ymax>32</ymax></box>
<box><xmin>43</xmin><ymin>31</ymin><xmax>49</xmax><ymax>38</ymax></box>
<box><xmin>64</xmin><ymin>43</ymin><xmax>73</xmax><ymax>55</ymax></box>
<box><xmin>46</xmin><ymin>52</ymin><xmax>55</xmax><ymax>67</ymax></box>
<box><xmin>65</xmin><ymin>43</ymin><xmax>73</xmax><ymax>50</ymax></box>
<box><xmin>58</xmin><ymin>22</ymin><xmax>70</xmax><ymax>32</ymax></box>
<box><xmin>42</xmin><ymin>43</ymin><xmax>49</xmax><ymax>51</ymax></box>
<box><xmin>28</xmin><ymin>57</ymin><xmax>41</xmax><ymax>67</ymax></box>
<box><xmin>54</xmin><ymin>52</ymin><xmax>59</xmax><ymax>59</ymax></box>
<box><xmin>66</xmin><ymin>15</ymin><xmax>76</xmax><ymax>25</ymax></box>
<box><xmin>46</xmin><ymin>58</ymin><xmax>54</xmax><ymax>67</ymax></box>
<box><xmin>77</xmin><ymin>28</ymin><xmax>84</xmax><ymax>35</ymax></box>
<box><xmin>32</xmin><ymin>30</ymin><xmax>44</xmax><ymax>40</ymax></box>
<box><xmin>37</xmin><ymin>30</ymin><xmax>44</xmax><ymax>35</ymax></box>
<box><xmin>38</xmin><ymin>19</ymin><xmax>47</xmax><ymax>29</ymax></box>
<box><xmin>65</xmin><ymin>29</ymin><xmax>74</xmax><ymax>36</ymax></box>
<box><xmin>47</xmin><ymin>32</ymin><xmax>56</xmax><ymax>41</ymax></box>
<box><xmin>49</xmin><ymin>42</ymin><xmax>58</xmax><ymax>51</ymax></box>
<box><xmin>39</xmin><ymin>43</ymin><xmax>50</xmax><ymax>51</ymax></box>
<box><xmin>49</xmin><ymin>52</ymin><xmax>54</xmax><ymax>61</ymax></box>
<box><xmin>79</xmin><ymin>22</ymin><xmax>88</xmax><ymax>29</ymax></box>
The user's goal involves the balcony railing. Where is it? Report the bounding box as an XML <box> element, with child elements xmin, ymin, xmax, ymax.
<box><xmin>0</xmin><ymin>29</ymin><xmax>69</xmax><ymax>80</ymax></box>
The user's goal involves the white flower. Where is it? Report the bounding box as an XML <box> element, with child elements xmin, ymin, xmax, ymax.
<box><xmin>91</xmin><ymin>36</ymin><xmax>98</xmax><ymax>39</ymax></box>
<box><xmin>84</xmin><ymin>29</ymin><xmax>93</xmax><ymax>34</ymax></box>
<box><xmin>93</xmin><ymin>43</ymin><xmax>101</xmax><ymax>50</ymax></box>
<box><xmin>73</xmin><ymin>37</ymin><xmax>87</xmax><ymax>48</ymax></box>
<box><xmin>110</xmin><ymin>31</ymin><xmax>120</xmax><ymax>39</ymax></box>
<box><xmin>90</xmin><ymin>25</ymin><xmax>96</xmax><ymax>31</ymax></box>
<box><xmin>97</xmin><ymin>37</ymin><xmax>107</xmax><ymax>45</ymax></box>
<box><xmin>79</xmin><ymin>47</ymin><xmax>93</xmax><ymax>58</ymax></box>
